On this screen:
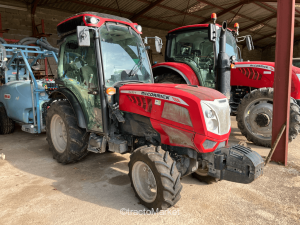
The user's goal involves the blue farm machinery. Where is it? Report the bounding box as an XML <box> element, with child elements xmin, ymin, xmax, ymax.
<box><xmin>0</xmin><ymin>37</ymin><xmax>58</xmax><ymax>134</ymax></box>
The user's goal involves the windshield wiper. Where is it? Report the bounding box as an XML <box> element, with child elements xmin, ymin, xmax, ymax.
<box><xmin>129</xmin><ymin>57</ymin><xmax>144</xmax><ymax>76</ymax></box>
<box><xmin>129</xmin><ymin>43</ymin><xmax>144</xmax><ymax>77</ymax></box>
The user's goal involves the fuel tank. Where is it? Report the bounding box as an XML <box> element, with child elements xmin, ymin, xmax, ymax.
<box><xmin>118</xmin><ymin>83</ymin><xmax>231</xmax><ymax>153</ymax></box>
<box><xmin>0</xmin><ymin>80</ymin><xmax>49</xmax><ymax>123</ymax></box>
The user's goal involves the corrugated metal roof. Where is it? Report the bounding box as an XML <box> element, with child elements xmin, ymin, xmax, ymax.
<box><xmin>14</xmin><ymin>0</ymin><xmax>300</xmax><ymax>47</ymax></box>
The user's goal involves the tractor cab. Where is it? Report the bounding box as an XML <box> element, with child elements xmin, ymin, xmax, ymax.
<box><xmin>55</xmin><ymin>12</ymin><xmax>162</xmax><ymax>132</ymax></box>
<box><xmin>164</xmin><ymin>18</ymin><xmax>253</xmax><ymax>90</ymax></box>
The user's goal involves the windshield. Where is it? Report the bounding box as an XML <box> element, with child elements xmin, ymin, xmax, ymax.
<box><xmin>216</xmin><ymin>28</ymin><xmax>240</xmax><ymax>61</ymax></box>
<box><xmin>166</xmin><ymin>28</ymin><xmax>215</xmax><ymax>88</ymax></box>
<box><xmin>100</xmin><ymin>23</ymin><xmax>152</xmax><ymax>87</ymax></box>
<box><xmin>293</xmin><ymin>59</ymin><xmax>300</xmax><ymax>68</ymax></box>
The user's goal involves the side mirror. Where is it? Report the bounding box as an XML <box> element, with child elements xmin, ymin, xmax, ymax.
<box><xmin>208</xmin><ymin>24</ymin><xmax>217</xmax><ymax>42</ymax></box>
<box><xmin>154</xmin><ymin>36</ymin><xmax>163</xmax><ymax>53</ymax></box>
<box><xmin>77</xmin><ymin>26</ymin><xmax>90</xmax><ymax>47</ymax></box>
<box><xmin>246</xmin><ymin>35</ymin><xmax>254</xmax><ymax>51</ymax></box>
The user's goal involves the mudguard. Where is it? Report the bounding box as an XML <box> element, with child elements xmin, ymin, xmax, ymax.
<box><xmin>152</xmin><ymin>62</ymin><xmax>200</xmax><ymax>85</ymax></box>
<box><xmin>49</xmin><ymin>88</ymin><xmax>87</xmax><ymax>128</ymax></box>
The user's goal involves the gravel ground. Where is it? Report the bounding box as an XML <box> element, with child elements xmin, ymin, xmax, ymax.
<box><xmin>0</xmin><ymin>117</ymin><xmax>299</xmax><ymax>225</ymax></box>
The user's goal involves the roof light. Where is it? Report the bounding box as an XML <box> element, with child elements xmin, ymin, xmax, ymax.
<box><xmin>135</xmin><ymin>25</ymin><xmax>142</xmax><ymax>32</ymax></box>
<box><xmin>106</xmin><ymin>87</ymin><xmax>116</xmax><ymax>95</ymax></box>
<box><xmin>85</xmin><ymin>16</ymin><xmax>99</xmax><ymax>25</ymax></box>
<box><xmin>234</xmin><ymin>23</ymin><xmax>239</xmax><ymax>29</ymax></box>
<box><xmin>90</xmin><ymin>17</ymin><xmax>98</xmax><ymax>24</ymax></box>
<box><xmin>211</xmin><ymin>13</ymin><xmax>217</xmax><ymax>24</ymax></box>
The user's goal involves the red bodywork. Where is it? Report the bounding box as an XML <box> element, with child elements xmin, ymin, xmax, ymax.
<box><xmin>57</xmin><ymin>13</ymin><xmax>142</xmax><ymax>35</ymax></box>
<box><xmin>152</xmin><ymin>62</ymin><xmax>200</xmax><ymax>85</ymax></box>
<box><xmin>232</xmin><ymin>61</ymin><xmax>300</xmax><ymax>100</ymax></box>
<box><xmin>153</xmin><ymin>61</ymin><xmax>300</xmax><ymax>100</ymax></box>
<box><xmin>119</xmin><ymin>83</ymin><xmax>230</xmax><ymax>153</ymax></box>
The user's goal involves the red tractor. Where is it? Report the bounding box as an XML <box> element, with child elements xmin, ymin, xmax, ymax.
<box><xmin>44</xmin><ymin>12</ymin><xmax>263</xmax><ymax>210</ymax></box>
<box><xmin>153</xmin><ymin>13</ymin><xmax>300</xmax><ymax>147</ymax></box>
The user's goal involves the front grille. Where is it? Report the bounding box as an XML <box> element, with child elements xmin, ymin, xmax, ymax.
<box><xmin>239</xmin><ymin>68</ymin><xmax>262</xmax><ymax>80</ymax></box>
<box><xmin>127</xmin><ymin>95</ymin><xmax>152</xmax><ymax>113</ymax></box>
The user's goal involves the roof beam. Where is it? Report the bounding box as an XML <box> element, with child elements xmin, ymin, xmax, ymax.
<box><xmin>130</xmin><ymin>0</ymin><xmax>165</xmax><ymax>22</ymax></box>
<box><xmin>239</xmin><ymin>14</ymin><xmax>276</xmax><ymax>32</ymax></box>
<box><xmin>253</xmin><ymin>32</ymin><xmax>276</xmax><ymax>43</ymax></box>
<box><xmin>136</xmin><ymin>0</ymin><xmax>206</xmax><ymax>20</ymax></box>
<box><xmin>254</xmin><ymin>0</ymin><xmax>300</xmax><ymax>2</ymax></box>
<box><xmin>197</xmin><ymin>0</ymin><xmax>276</xmax><ymax>31</ymax></box>
<box><xmin>200</xmin><ymin>0</ymin><xmax>252</xmax><ymax>24</ymax></box>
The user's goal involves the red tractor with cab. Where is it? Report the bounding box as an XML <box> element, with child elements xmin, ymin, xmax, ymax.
<box><xmin>42</xmin><ymin>12</ymin><xmax>264</xmax><ymax>210</ymax></box>
<box><xmin>153</xmin><ymin>13</ymin><xmax>300</xmax><ymax>147</ymax></box>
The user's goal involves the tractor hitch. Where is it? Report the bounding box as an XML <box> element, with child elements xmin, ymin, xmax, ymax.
<box><xmin>202</xmin><ymin>144</ymin><xmax>264</xmax><ymax>184</ymax></box>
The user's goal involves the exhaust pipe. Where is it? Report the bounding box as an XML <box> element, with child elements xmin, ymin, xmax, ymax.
<box><xmin>216</xmin><ymin>21</ymin><xmax>231</xmax><ymax>99</ymax></box>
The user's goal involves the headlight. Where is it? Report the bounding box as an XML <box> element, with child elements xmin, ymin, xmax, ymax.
<box><xmin>201</xmin><ymin>102</ymin><xmax>219</xmax><ymax>134</ymax></box>
<box><xmin>201</xmin><ymin>98</ymin><xmax>231</xmax><ymax>135</ymax></box>
<box><xmin>205</xmin><ymin>109</ymin><xmax>214</xmax><ymax>118</ymax></box>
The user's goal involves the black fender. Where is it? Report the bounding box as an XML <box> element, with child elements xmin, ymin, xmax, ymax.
<box><xmin>49</xmin><ymin>88</ymin><xmax>87</xmax><ymax>129</ymax></box>
<box><xmin>152</xmin><ymin>65</ymin><xmax>192</xmax><ymax>84</ymax></box>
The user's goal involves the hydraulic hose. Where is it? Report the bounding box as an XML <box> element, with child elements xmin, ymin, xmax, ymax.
<box><xmin>36</xmin><ymin>40</ymin><xmax>59</xmax><ymax>53</ymax></box>
<box><xmin>17</xmin><ymin>37</ymin><xmax>59</xmax><ymax>53</ymax></box>
<box><xmin>17</xmin><ymin>37</ymin><xmax>38</xmax><ymax>45</ymax></box>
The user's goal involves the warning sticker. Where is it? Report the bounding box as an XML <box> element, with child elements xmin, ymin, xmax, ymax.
<box><xmin>155</xmin><ymin>99</ymin><xmax>161</xmax><ymax>105</ymax></box>
<box><xmin>4</xmin><ymin>94</ymin><xmax>10</xmax><ymax>100</ymax></box>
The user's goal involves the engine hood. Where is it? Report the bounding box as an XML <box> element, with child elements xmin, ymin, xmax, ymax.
<box><xmin>118</xmin><ymin>83</ymin><xmax>231</xmax><ymax>153</ymax></box>
<box><xmin>232</xmin><ymin>61</ymin><xmax>300</xmax><ymax>99</ymax></box>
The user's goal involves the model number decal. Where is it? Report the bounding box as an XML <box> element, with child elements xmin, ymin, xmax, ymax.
<box><xmin>120</xmin><ymin>90</ymin><xmax>189</xmax><ymax>106</ymax></box>
<box><xmin>235</xmin><ymin>64</ymin><xmax>275</xmax><ymax>71</ymax></box>
<box><xmin>4</xmin><ymin>94</ymin><xmax>11</xmax><ymax>100</ymax></box>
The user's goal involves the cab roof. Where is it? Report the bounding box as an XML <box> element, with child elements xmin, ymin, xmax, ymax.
<box><xmin>57</xmin><ymin>11</ymin><xmax>137</xmax><ymax>37</ymax></box>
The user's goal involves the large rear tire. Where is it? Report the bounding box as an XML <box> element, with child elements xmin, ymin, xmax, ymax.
<box><xmin>154</xmin><ymin>73</ymin><xmax>186</xmax><ymax>84</ymax></box>
<box><xmin>128</xmin><ymin>146</ymin><xmax>182</xmax><ymax>210</ymax></box>
<box><xmin>236</xmin><ymin>88</ymin><xmax>300</xmax><ymax>147</ymax></box>
<box><xmin>46</xmin><ymin>100</ymin><xmax>89</xmax><ymax>164</ymax></box>
<box><xmin>0</xmin><ymin>106</ymin><xmax>15</xmax><ymax>135</ymax></box>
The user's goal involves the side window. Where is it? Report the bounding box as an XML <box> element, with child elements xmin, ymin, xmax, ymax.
<box><xmin>58</xmin><ymin>32</ymin><xmax>98</xmax><ymax>89</ymax></box>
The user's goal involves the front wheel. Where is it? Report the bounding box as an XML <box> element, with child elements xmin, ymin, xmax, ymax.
<box><xmin>236</xmin><ymin>88</ymin><xmax>300</xmax><ymax>147</ymax></box>
<box><xmin>46</xmin><ymin>100</ymin><xmax>89</xmax><ymax>164</ymax></box>
<box><xmin>128</xmin><ymin>146</ymin><xmax>182</xmax><ymax>210</ymax></box>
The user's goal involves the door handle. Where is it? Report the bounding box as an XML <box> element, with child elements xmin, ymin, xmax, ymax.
<box><xmin>88</xmin><ymin>90</ymin><xmax>98</xmax><ymax>95</ymax></box>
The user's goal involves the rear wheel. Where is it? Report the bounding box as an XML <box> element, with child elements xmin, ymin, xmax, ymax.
<box><xmin>0</xmin><ymin>106</ymin><xmax>15</xmax><ymax>134</ymax></box>
<box><xmin>236</xmin><ymin>88</ymin><xmax>300</xmax><ymax>147</ymax></box>
<box><xmin>46</xmin><ymin>100</ymin><xmax>89</xmax><ymax>164</ymax></box>
<box><xmin>154</xmin><ymin>73</ymin><xmax>186</xmax><ymax>84</ymax></box>
<box><xmin>128</xmin><ymin>146</ymin><xmax>182</xmax><ymax>210</ymax></box>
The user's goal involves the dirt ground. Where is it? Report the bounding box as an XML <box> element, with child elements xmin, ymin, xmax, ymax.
<box><xmin>0</xmin><ymin>117</ymin><xmax>300</xmax><ymax>225</ymax></box>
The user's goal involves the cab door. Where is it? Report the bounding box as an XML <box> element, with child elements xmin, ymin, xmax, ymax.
<box><xmin>57</xmin><ymin>32</ymin><xmax>103</xmax><ymax>132</ymax></box>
